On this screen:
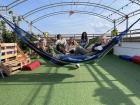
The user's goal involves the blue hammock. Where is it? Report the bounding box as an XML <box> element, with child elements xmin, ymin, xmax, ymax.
<box><xmin>1</xmin><ymin>15</ymin><xmax>140</xmax><ymax>65</ymax></box>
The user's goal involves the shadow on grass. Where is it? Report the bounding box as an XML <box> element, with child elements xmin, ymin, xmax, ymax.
<box><xmin>21</xmin><ymin>66</ymin><xmax>58</xmax><ymax>105</ymax></box>
<box><xmin>98</xmin><ymin>55</ymin><xmax>140</xmax><ymax>97</ymax></box>
<box><xmin>85</xmin><ymin>62</ymin><xmax>136</xmax><ymax>105</ymax></box>
<box><xmin>93</xmin><ymin>87</ymin><xmax>136</xmax><ymax>105</ymax></box>
<box><xmin>0</xmin><ymin>73</ymin><xmax>74</xmax><ymax>83</ymax></box>
<box><xmin>40</xmin><ymin>61</ymin><xmax>79</xmax><ymax>70</ymax></box>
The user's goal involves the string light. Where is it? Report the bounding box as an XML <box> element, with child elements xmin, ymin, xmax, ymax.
<box><xmin>107</xmin><ymin>2</ymin><xmax>132</xmax><ymax>18</ymax></box>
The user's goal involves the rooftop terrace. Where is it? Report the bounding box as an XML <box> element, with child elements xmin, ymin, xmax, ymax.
<box><xmin>0</xmin><ymin>54</ymin><xmax>140</xmax><ymax>105</ymax></box>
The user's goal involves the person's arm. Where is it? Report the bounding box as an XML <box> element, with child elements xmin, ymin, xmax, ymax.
<box><xmin>55</xmin><ymin>40</ymin><xmax>60</xmax><ymax>45</ymax></box>
<box><xmin>64</xmin><ymin>38</ymin><xmax>67</xmax><ymax>46</ymax></box>
<box><xmin>74</xmin><ymin>40</ymin><xmax>79</xmax><ymax>46</ymax></box>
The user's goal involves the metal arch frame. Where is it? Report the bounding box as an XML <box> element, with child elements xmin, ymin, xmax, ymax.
<box><xmin>2</xmin><ymin>1</ymin><xmax>139</xmax><ymax>34</ymax></box>
<box><xmin>31</xmin><ymin>10</ymin><xmax>113</xmax><ymax>24</ymax></box>
<box><xmin>22</xmin><ymin>2</ymin><xmax>126</xmax><ymax>18</ymax></box>
<box><xmin>129</xmin><ymin>0</ymin><xmax>140</xmax><ymax>6</ymax></box>
<box><xmin>7</xmin><ymin>0</ymin><xmax>28</xmax><ymax>10</ymax></box>
<box><xmin>0</xmin><ymin>6</ymin><xmax>7</xmax><ymax>11</ymax></box>
<box><xmin>116</xmin><ymin>8</ymin><xmax>140</xmax><ymax>23</ymax></box>
<box><xmin>0</xmin><ymin>0</ymin><xmax>28</xmax><ymax>11</ymax></box>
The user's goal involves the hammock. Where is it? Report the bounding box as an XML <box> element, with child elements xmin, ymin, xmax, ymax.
<box><xmin>1</xmin><ymin>14</ymin><xmax>140</xmax><ymax>65</ymax></box>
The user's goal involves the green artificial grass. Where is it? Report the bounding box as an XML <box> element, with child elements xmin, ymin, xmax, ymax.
<box><xmin>0</xmin><ymin>55</ymin><xmax>140</xmax><ymax>105</ymax></box>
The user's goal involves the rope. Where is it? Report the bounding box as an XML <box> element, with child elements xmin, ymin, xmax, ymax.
<box><xmin>106</xmin><ymin>2</ymin><xmax>132</xmax><ymax>18</ymax></box>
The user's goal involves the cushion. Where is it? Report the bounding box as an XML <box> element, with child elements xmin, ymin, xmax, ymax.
<box><xmin>119</xmin><ymin>55</ymin><xmax>132</xmax><ymax>62</ymax></box>
<box><xmin>132</xmin><ymin>56</ymin><xmax>140</xmax><ymax>64</ymax></box>
<box><xmin>23</xmin><ymin>61</ymin><xmax>40</xmax><ymax>70</ymax></box>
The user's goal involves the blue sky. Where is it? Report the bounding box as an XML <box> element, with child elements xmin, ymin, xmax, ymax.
<box><xmin>1</xmin><ymin>0</ymin><xmax>140</xmax><ymax>35</ymax></box>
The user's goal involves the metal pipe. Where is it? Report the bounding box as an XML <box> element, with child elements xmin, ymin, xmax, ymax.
<box><xmin>32</xmin><ymin>10</ymin><xmax>113</xmax><ymax>24</ymax></box>
<box><xmin>23</xmin><ymin>2</ymin><xmax>125</xmax><ymax>18</ymax></box>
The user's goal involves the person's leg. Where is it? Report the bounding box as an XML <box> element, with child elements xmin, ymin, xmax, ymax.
<box><xmin>75</xmin><ymin>46</ymin><xmax>88</xmax><ymax>55</ymax></box>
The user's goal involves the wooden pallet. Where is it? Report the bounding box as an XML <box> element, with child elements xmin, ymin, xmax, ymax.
<box><xmin>1</xmin><ymin>62</ymin><xmax>22</xmax><ymax>76</ymax></box>
<box><xmin>0</xmin><ymin>43</ymin><xmax>17</xmax><ymax>63</ymax></box>
<box><xmin>0</xmin><ymin>43</ymin><xmax>31</xmax><ymax>76</ymax></box>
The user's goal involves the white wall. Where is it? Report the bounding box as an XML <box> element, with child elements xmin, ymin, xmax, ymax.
<box><xmin>113</xmin><ymin>42</ymin><xmax>140</xmax><ymax>56</ymax></box>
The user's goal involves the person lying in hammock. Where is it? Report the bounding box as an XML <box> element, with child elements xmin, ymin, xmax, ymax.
<box><xmin>91</xmin><ymin>35</ymin><xmax>109</xmax><ymax>52</ymax></box>
<box><xmin>75</xmin><ymin>35</ymin><xmax>109</xmax><ymax>55</ymax></box>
